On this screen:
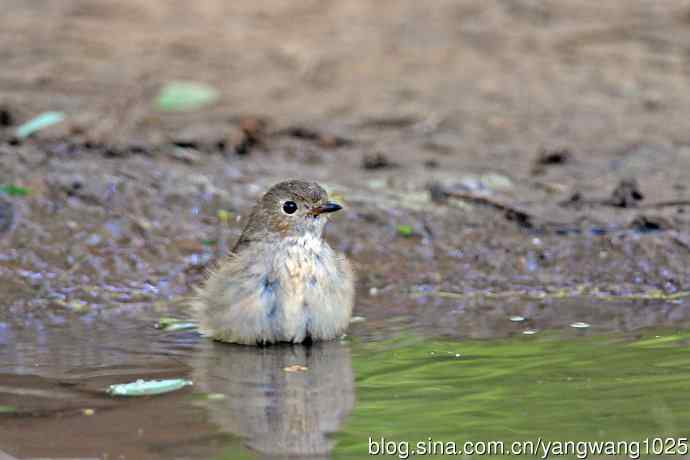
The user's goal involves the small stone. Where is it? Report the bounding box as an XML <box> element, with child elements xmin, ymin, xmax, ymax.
<box><xmin>629</xmin><ymin>215</ymin><xmax>672</xmax><ymax>232</ymax></box>
<box><xmin>85</xmin><ymin>233</ymin><xmax>102</xmax><ymax>246</ymax></box>
<box><xmin>362</xmin><ymin>152</ymin><xmax>393</xmax><ymax>170</ymax></box>
<box><xmin>424</xmin><ymin>159</ymin><xmax>439</xmax><ymax>168</ymax></box>
<box><xmin>0</xmin><ymin>106</ymin><xmax>14</xmax><ymax>127</ymax></box>
<box><xmin>610</xmin><ymin>178</ymin><xmax>643</xmax><ymax>208</ymax></box>
<box><xmin>535</xmin><ymin>147</ymin><xmax>572</xmax><ymax>166</ymax></box>
<box><xmin>170</xmin><ymin>147</ymin><xmax>201</xmax><ymax>164</ymax></box>
<box><xmin>284</xmin><ymin>365</ymin><xmax>308</xmax><ymax>373</ymax></box>
<box><xmin>175</xmin><ymin>238</ymin><xmax>204</xmax><ymax>253</ymax></box>
<box><xmin>318</xmin><ymin>134</ymin><xmax>350</xmax><ymax>148</ymax></box>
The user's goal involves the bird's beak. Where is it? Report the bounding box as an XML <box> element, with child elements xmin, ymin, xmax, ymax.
<box><xmin>310</xmin><ymin>202</ymin><xmax>342</xmax><ymax>216</ymax></box>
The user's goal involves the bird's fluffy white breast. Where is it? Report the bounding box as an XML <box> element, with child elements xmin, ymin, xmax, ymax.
<box><xmin>288</xmin><ymin>233</ymin><xmax>325</xmax><ymax>253</ymax></box>
<box><xmin>277</xmin><ymin>233</ymin><xmax>332</xmax><ymax>281</ymax></box>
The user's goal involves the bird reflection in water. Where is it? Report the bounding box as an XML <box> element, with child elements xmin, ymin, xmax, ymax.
<box><xmin>192</xmin><ymin>340</ymin><xmax>355</xmax><ymax>459</ymax></box>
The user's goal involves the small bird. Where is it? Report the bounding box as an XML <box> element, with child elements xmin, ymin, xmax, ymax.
<box><xmin>194</xmin><ymin>180</ymin><xmax>355</xmax><ymax>345</ymax></box>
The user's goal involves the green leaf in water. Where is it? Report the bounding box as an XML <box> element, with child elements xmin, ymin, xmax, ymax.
<box><xmin>155</xmin><ymin>317</ymin><xmax>198</xmax><ymax>332</ymax></box>
<box><xmin>154</xmin><ymin>81</ymin><xmax>219</xmax><ymax>112</ymax></box>
<box><xmin>0</xmin><ymin>184</ymin><xmax>30</xmax><ymax>197</ymax></box>
<box><xmin>396</xmin><ymin>224</ymin><xmax>414</xmax><ymax>237</ymax></box>
<box><xmin>156</xmin><ymin>317</ymin><xmax>178</xmax><ymax>329</ymax></box>
<box><xmin>15</xmin><ymin>111</ymin><xmax>65</xmax><ymax>139</ymax></box>
<box><xmin>164</xmin><ymin>322</ymin><xmax>198</xmax><ymax>332</ymax></box>
<box><xmin>107</xmin><ymin>378</ymin><xmax>193</xmax><ymax>396</ymax></box>
<box><xmin>189</xmin><ymin>392</ymin><xmax>227</xmax><ymax>401</ymax></box>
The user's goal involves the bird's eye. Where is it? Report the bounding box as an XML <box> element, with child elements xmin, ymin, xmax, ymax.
<box><xmin>282</xmin><ymin>201</ymin><xmax>298</xmax><ymax>215</ymax></box>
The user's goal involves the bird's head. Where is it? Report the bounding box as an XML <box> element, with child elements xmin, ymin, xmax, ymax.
<box><xmin>235</xmin><ymin>180</ymin><xmax>343</xmax><ymax>250</ymax></box>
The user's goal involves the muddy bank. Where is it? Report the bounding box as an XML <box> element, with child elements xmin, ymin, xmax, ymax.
<box><xmin>1</xmin><ymin>132</ymin><xmax>690</xmax><ymax>335</ymax></box>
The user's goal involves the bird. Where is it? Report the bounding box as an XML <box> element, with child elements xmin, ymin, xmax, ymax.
<box><xmin>193</xmin><ymin>180</ymin><xmax>355</xmax><ymax>345</ymax></box>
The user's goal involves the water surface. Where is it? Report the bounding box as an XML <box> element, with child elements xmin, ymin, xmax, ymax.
<box><xmin>1</xmin><ymin>299</ymin><xmax>690</xmax><ymax>459</ymax></box>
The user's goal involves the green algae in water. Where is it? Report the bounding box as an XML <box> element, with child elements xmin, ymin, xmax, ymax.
<box><xmin>332</xmin><ymin>331</ymin><xmax>690</xmax><ymax>459</ymax></box>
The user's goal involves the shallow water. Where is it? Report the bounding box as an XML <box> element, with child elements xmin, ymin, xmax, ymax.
<box><xmin>1</xmin><ymin>301</ymin><xmax>690</xmax><ymax>460</ymax></box>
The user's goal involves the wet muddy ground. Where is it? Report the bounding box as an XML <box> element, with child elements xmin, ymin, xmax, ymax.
<box><xmin>2</xmin><ymin>1</ymin><xmax>690</xmax><ymax>459</ymax></box>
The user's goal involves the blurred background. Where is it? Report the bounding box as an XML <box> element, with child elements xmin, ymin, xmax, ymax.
<box><xmin>3</xmin><ymin>0</ymin><xmax>690</xmax><ymax>148</ymax></box>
